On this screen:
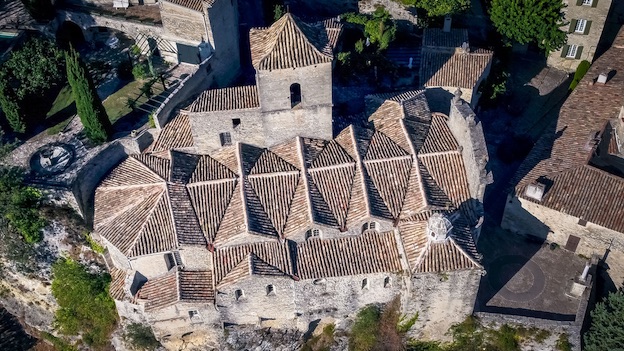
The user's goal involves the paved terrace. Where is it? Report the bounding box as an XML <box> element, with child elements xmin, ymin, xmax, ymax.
<box><xmin>61</xmin><ymin>1</ymin><xmax>162</xmax><ymax>24</ymax></box>
<box><xmin>476</xmin><ymin>224</ymin><xmax>588</xmax><ymax>320</ymax></box>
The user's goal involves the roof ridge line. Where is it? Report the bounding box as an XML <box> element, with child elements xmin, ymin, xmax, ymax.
<box><xmin>235</xmin><ymin>143</ymin><xmax>250</xmax><ymax>234</ymax></box>
<box><xmin>283</xmin><ymin>13</ymin><xmax>333</xmax><ymax>60</ymax></box>
<box><xmin>296</xmin><ymin>137</ymin><xmax>315</xmax><ymax>232</ymax></box>
<box><xmin>130</xmin><ymin>155</ymin><xmax>168</xmax><ymax>183</ymax></box>
<box><xmin>350</xmin><ymin>125</ymin><xmax>371</xmax><ymax>218</ymax></box>
<box><xmin>125</xmin><ymin>190</ymin><xmax>168</xmax><ymax>256</ymax></box>
<box><xmin>448</xmin><ymin>236</ymin><xmax>483</xmax><ymax>270</ymax></box>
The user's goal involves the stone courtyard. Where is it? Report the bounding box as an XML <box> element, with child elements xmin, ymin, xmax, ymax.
<box><xmin>476</xmin><ymin>224</ymin><xmax>589</xmax><ymax>321</ymax></box>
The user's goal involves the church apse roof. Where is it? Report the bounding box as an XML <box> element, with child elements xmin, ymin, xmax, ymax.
<box><xmin>249</xmin><ymin>13</ymin><xmax>341</xmax><ymax>70</ymax></box>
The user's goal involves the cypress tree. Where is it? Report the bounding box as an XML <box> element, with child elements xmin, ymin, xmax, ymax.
<box><xmin>65</xmin><ymin>46</ymin><xmax>112</xmax><ymax>144</ymax></box>
<box><xmin>0</xmin><ymin>77</ymin><xmax>26</xmax><ymax>134</ymax></box>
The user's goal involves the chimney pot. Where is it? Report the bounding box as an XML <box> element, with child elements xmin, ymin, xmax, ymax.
<box><xmin>597</xmin><ymin>73</ymin><xmax>608</xmax><ymax>84</ymax></box>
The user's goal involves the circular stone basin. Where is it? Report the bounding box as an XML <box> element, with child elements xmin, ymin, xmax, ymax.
<box><xmin>29</xmin><ymin>143</ymin><xmax>75</xmax><ymax>176</ymax></box>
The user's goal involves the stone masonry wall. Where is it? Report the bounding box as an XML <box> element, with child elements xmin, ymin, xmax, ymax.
<box><xmin>548</xmin><ymin>0</ymin><xmax>613</xmax><ymax>72</ymax></box>
<box><xmin>405</xmin><ymin>270</ymin><xmax>482</xmax><ymax>341</ymax></box>
<box><xmin>447</xmin><ymin>98</ymin><xmax>491</xmax><ymax>202</ymax></box>
<box><xmin>160</xmin><ymin>1</ymin><xmax>207</xmax><ymax>45</ymax></box>
<box><xmin>502</xmin><ymin>195</ymin><xmax>624</xmax><ymax>283</ymax></box>
<box><xmin>256</xmin><ymin>64</ymin><xmax>333</xmax><ymax>113</ymax></box>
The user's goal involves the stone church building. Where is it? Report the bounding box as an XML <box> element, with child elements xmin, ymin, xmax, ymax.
<box><xmin>92</xmin><ymin>11</ymin><xmax>492</xmax><ymax>345</ymax></box>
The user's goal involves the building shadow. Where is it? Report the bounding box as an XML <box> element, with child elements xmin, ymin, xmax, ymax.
<box><xmin>0</xmin><ymin>306</ymin><xmax>37</xmax><ymax>351</ymax></box>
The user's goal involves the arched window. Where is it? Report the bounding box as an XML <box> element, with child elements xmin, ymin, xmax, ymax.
<box><xmin>290</xmin><ymin>83</ymin><xmax>301</xmax><ymax>108</ymax></box>
<box><xmin>362</xmin><ymin>278</ymin><xmax>369</xmax><ymax>290</ymax></box>
<box><xmin>234</xmin><ymin>289</ymin><xmax>243</xmax><ymax>301</ymax></box>
<box><xmin>361</xmin><ymin>221</ymin><xmax>378</xmax><ymax>233</ymax></box>
<box><xmin>384</xmin><ymin>277</ymin><xmax>391</xmax><ymax>288</ymax></box>
<box><xmin>305</xmin><ymin>228</ymin><xmax>321</xmax><ymax>240</ymax></box>
<box><xmin>266</xmin><ymin>285</ymin><xmax>275</xmax><ymax>296</ymax></box>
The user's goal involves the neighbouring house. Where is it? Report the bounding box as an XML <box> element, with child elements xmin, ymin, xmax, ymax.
<box><xmin>94</xmin><ymin>89</ymin><xmax>491</xmax><ymax>344</ymax></box>
<box><xmin>502</xmin><ymin>26</ymin><xmax>624</xmax><ymax>282</ymax></box>
<box><xmin>548</xmin><ymin>0</ymin><xmax>613</xmax><ymax>72</ymax></box>
<box><xmin>419</xmin><ymin>28</ymin><xmax>493</xmax><ymax>109</ymax></box>
<box><xmin>178</xmin><ymin>13</ymin><xmax>341</xmax><ymax>152</ymax></box>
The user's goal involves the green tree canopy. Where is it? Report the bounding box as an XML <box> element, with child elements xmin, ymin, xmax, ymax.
<box><xmin>399</xmin><ymin>0</ymin><xmax>470</xmax><ymax>17</ymax></box>
<box><xmin>52</xmin><ymin>258</ymin><xmax>118</xmax><ymax>348</ymax></box>
<box><xmin>0</xmin><ymin>166</ymin><xmax>45</xmax><ymax>243</ymax></box>
<box><xmin>0</xmin><ymin>76</ymin><xmax>26</xmax><ymax>133</ymax></box>
<box><xmin>584</xmin><ymin>289</ymin><xmax>624</xmax><ymax>351</ymax></box>
<box><xmin>65</xmin><ymin>46</ymin><xmax>112</xmax><ymax>144</ymax></box>
<box><xmin>2</xmin><ymin>37</ymin><xmax>65</xmax><ymax>99</ymax></box>
<box><xmin>344</xmin><ymin>8</ymin><xmax>397</xmax><ymax>51</ymax></box>
<box><xmin>489</xmin><ymin>0</ymin><xmax>567</xmax><ymax>53</ymax></box>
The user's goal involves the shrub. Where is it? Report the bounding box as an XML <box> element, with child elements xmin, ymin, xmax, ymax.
<box><xmin>141</xmin><ymin>82</ymin><xmax>153</xmax><ymax>98</ymax></box>
<box><xmin>148</xmin><ymin>114</ymin><xmax>156</xmax><ymax>128</ymax></box>
<box><xmin>398</xmin><ymin>313</ymin><xmax>419</xmax><ymax>333</ymax></box>
<box><xmin>0</xmin><ymin>166</ymin><xmax>45</xmax><ymax>243</ymax></box>
<box><xmin>487</xmin><ymin>324</ymin><xmax>520</xmax><ymax>351</ymax></box>
<box><xmin>569</xmin><ymin>60</ymin><xmax>591</xmax><ymax>91</ymax></box>
<box><xmin>132</xmin><ymin>61</ymin><xmax>151</xmax><ymax>80</ymax></box>
<box><xmin>84</xmin><ymin>232</ymin><xmax>105</xmax><ymax>254</ymax></box>
<box><xmin>124</xmin><ymin>323</ymin><xmax>160</xmax><ymax>351</ymax></box>
<box><xmin>52</xmin><ymin>258</ymin><xmax>118</xmax><ymax>348</ymax></box>
<box><xmin>556</xmin><ymin>333</ymin><xmax>572</xmax><ymax>351</ymax></box>
<box><xmin>301</xmin><ymin>324</ymin><xmax>335</xmax><ymax>351</ymax></box>
<box><xmin>0</xmin><ymin>76</ymin><xmax>26</xmax><ymax>133</ymax></box>
<box><xmin>349</xmin><ymin>305</ymin><xmax>381</xmax><ymax>351</ymax></box>
<box><xmin>41</xmin><ymin>332</ymin><xmax>78</xmax><ymax>351</ymax></box>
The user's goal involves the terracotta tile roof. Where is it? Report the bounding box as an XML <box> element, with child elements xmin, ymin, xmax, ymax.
<box><xmin>213</xmin><ymin>241</ymin><xmax>293</xmax><ymax>285</ymax></box>
<box><xmin>186</xmin><ymin>86</ymin><xmax>259</xmax><ymax>112</ymax></box>
<box><xmin>137</xmin><ymin>269</ymin><xmax>179</xmax><ymax>311</ymax></box>
<box><xmin>149</xmin><ymin>114</ymin><xmax>194</xmax><ymax>153</ymax></box>
<box><xmin>97</xmin><ymin>92</ymin><xmax>480</xmax><ymax>278</ymax></box>
<box><xmin>420</xmin><ymin>114</ymin><xmax>459</xmax><ymax>154</ymax></box>
<box><xmin>416</xmin><ymin>239</ymin><xmax>481</xmax><ymax>272</ymax></box>
<box><xmin>399</xmin><ymin>212</ymin><xmax>481</xmax><ymax>273</ymax></box>
<box><xmin>514</xmin><ymin>27</ymin><xmax>624</xmax><ymax>234</ymax></box>
<box><xmin>162</xmin><ymin>0</ymin><xmax>210</xmax><ymax>12</ymax></box>
<box><xmin>423</xmin><ymin>28</ymin><xmax>469</xmax><ymax>49</ymax></box>
<box><xmin>295</xmin><ymin>231</ymin><xmax>402</xmax><ymax>279</ymax></box>
<box><xmin>137</xmin><ymin>269</ymin><xmax>215</xmax><ymax>311</ymax></box>
<box><xmin>249</xmin><ymin>14</ymin><xmax>338</xmax><ymax>70</ymax></box>
<box><xmin>420</xmin><ymin>50</ymin><xmax>492</xmax><ymax>89</ymax></box>
<box><xmin>109</xmin><ymin>267</ymin><xmax>127</xmax><ymax>301</ymax></box>
<box><xmin>518</xmin><ymin>165</ymin><xmax>624</xmax><ymax>232</ymax></box>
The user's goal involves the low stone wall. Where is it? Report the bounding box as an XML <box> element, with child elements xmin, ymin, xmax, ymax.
<box><xmin>153</xmin><ymin>57</ymin><xmax>214</xmax><ymax>129</ymax></box>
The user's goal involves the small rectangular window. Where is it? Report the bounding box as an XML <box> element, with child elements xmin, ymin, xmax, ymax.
<box><xmin>575</xmin><ymin>19</ymin><xmax>587</xmax><ymax>33</ymax></box>
<box><xmin>232</xmin><ymin>118</ymin><xmax>241</xmax><ymax>128</ymax></box>
<box><xmin>582</xmin><ymin>0</ymin><xmax>592</xmax><ymax>5</ymax></box>
<box><xmin>220</xmin><ymin>132</ymin><xmax>232</xmax><ymax>146</ymax></box>
<box><xmin>566</xmin><ymin>45</ymin><xmax>578</xmax><ymax>58</ymax></box>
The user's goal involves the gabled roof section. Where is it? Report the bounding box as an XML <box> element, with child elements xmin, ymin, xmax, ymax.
<box><xmin>147</xmin><ymin>114</ymin><xmax>194</xmax><ymax>154</ymax></box>
<box><xmin>514</xmin><ymin>27</ymin><xmax>624</xmax><ymax>234</ymax></box>
<box><xmin>249</xmin><ymin>13</ymin><xmax>336</xmax><ymax>70</ymax></box>
<box><xmin>295</xmin><ymin>231</ymin><xmax>402</xmax><ymax>279</ymax></box>
<box><xmin>162</xmin><ymin>0</ymin><xmax>206</xmax><ymax>12</ymax></box>
<box><xmin>186</xmin><ymin>86</ymin><xmax>259</xmax><ymax>113</ymax></box>
<box><xmin>420</xmin><ymin>49</ymin><xmax>493</xmax><ymax>89</ymax></box>
<box><xmin>137</xmin><ymin>269</ymin><xmax>215</xmax><ymax>311</ymax></box>
<box><xmin>213</xmin><ymin>241</ymin><xmax>293</xmax><ymax>285</ymax></box>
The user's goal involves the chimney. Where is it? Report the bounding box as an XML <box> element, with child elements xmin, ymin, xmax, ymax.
<box><xmin>443</xmin><ymin>15</ymin><xmax>452</xmax><ymax>33</ymax></box>
<box><xmin>597</xmin><ymin>73</ymin><xmax>608</xmax><ymax>84</ymax></box>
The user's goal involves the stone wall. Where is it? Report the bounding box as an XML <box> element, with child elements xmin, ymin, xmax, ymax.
<box><xmin>160</xmin><ymin>1</ymin><xmax>207</xmax><ymax>45</ymax></box>
<box><xmin>217</xmin><ymin>273</ymin><xmax>402</xmax><ymax>331</ymax></box>
<box><xmin>189</xmin><ymin>101</ymin><xmax>333</xmax><ymax>151</ymax></box>
<box><xmin>502</xmin><ymin>195</ymin><xmax>624</xmax><ymax>283</ymax></box>
<box><xmin>256</xmin><ymin>64</ymin><xmax>333</xmax><ymax>113</ymax></box>
<box><xmin>548</xmin><ymin>0</ymin><xmax>613</xmax><ymax>72</ymax></box>
<box><xmin>447</xmin><ymin>98</ymin><xmax>491</xmax><ymax>202</ymax></box>
<box><xmin>405</xmin><ymin>270</ymin><xmax>482</xmax><ymax>341</ymax></box>
<box><xmin>154</xmin><ymin>57</ymin><xmax>215</xmax><ymax>129</ymax></box>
